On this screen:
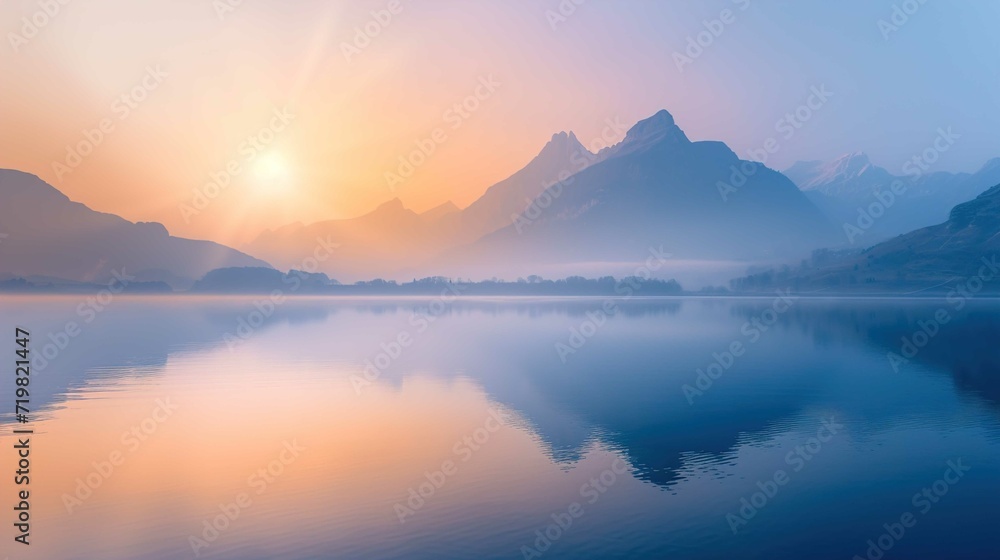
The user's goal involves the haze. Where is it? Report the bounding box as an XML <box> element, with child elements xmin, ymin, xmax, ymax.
<box><xmin>2</xmin><ymin>0</ymin><xmax>999</xmax><ymax>245</ymax></box>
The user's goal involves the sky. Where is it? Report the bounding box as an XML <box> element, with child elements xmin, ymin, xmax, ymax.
<box><xmin>2</xmin><ymin>0</ymin><xmax>999</xmax><ymax>245</ymax></box>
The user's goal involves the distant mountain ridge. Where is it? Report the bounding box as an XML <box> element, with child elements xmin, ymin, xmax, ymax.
<box><xmin>245</xmin><ymin>128</ymin><xmax>602</xmax><ymax>279</ymax></box>
<box><xmin>15</xmin><ymin>110</ymin><xmax>999</xmax><ymax>290</ymax></box>
<box><xmin>447</xmin><ymin>109</ymin><xmax>840</xmax><ymax>270</ymax></box>
<box><xmin>248</xmin><ymin>109</ymin><xmax>842</xmax><ymax>280</ymax></box>
<box><xmin>732</xmin><ymin>182</ymin><xmax>1000</xmax><ymax>292</ymax></box>
<box><xmin>785</xmin><ymin>152</ymin><xmax>1000</xmax><ymax>242</ymax></box>
<box><xmin>786</xmin><ymin>152</ymin><xmax>896</xmax><ymax>195</ymax></box>
<box><xmin>0</xmin><ymin>169</ymin><xmax>271</xmax><ymax>290</ymax></box>
<box><xmin>865</xmin><ymin>183</ymin><xmax>1000</xmax><ymax>279</ymax></box>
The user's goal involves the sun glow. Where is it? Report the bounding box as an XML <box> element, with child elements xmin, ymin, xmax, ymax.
<box><xmin>253</xmin><ymin>152</ymin><xmax>292</xmax><ymax>193</ymax></box>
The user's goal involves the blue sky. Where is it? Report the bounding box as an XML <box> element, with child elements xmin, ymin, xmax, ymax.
<box><xmin>530</xmin><ymin>0</ymin><xmax>1000</xmax><ymax>173</ymax></box>
<box><xmin>4</xmin><ymin>0</ymin><xmax>997</xmax><ymax>240</ymax></box>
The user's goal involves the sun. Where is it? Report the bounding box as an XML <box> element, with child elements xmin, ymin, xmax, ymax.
<box><xmin>252</xmin><ymin>152</ymin><xmax>292</xmax><ymax>193</ymax></box>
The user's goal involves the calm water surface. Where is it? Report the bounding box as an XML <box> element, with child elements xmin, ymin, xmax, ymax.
<box><xmin>1</xmin><ymin>296</ymin><xmax>998</xmax><ymax>559</ymax></box>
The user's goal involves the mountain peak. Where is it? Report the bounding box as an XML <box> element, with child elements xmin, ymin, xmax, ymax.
<box><xmin>375</xmin><ymin>198</ymin><xmax>407</xmax><ymax>212</ymax></box>
<box><xmin>826</xmin><ymin>151</ymin><xmax>876</xmax><ymax>180</ymax></box>
<box><xmin>420</xmin><ymin>200</ymin><xmax>461</xmax><ymax>221</ymax></box>
<box><xmin>549</xmin><ymin>130</ymin><xmax>579</xmax><ymax>143</ymax></box>
<box><xmin>431</xmin><ymin>200</ymin><xmax>459</xmax><ymax>212</ymax></box>
<box><xmin>834</xmin><ymin>151</ymin><xmax>871</xmax><ymax>166</ymax></box>
<box><xmin>789</xmin><ymin>151</ymin><xmax>889</xmax><ymax>192</ymax></box>
<box><xmin>636</xmin><ymin>109</ymin><xmax>675</xmax><ymax>128</ymax></box>
<box><xmin>977</xmin><ymin>157</ymin><xmax>1000</xmax><ymax>173</ymax></box>
<box><xmin>537</xmin><ymin>130</ymin><xmax>587</xmax><ymax>160</ymax></box>
<box><xmin>612</xmin><ymin>109</ymin><xmax>690</xmax><ymax>156</ymax></box>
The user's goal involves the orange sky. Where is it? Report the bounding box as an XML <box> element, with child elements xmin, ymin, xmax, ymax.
<box><xmin>4</xmin><ymin>0</ymin><xmax>996</xmax><ymax>246</ymax></box>
<box><xmin>0</xmin><ymin>1</ymin><xmax>717</xmax><ymax>246</ymax></box>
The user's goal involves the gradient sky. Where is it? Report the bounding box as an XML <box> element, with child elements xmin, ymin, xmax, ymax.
<box><xmin>3</xmin><ymin>0</ymin><xmax>999</xmax><ymax>245</ymax></box>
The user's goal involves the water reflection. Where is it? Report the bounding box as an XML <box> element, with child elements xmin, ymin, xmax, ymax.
<box><xmin>0</xmin><ymin>296</ymin><xmax>998</xmax><ymax>559</ymax></box>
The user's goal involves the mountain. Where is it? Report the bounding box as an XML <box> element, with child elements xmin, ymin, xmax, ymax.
<box><xmin>244</xmin><ymin>131</ymin><xmax>596</xmax><ymax>280</ymax></box>
<box><xmin>247</xmin><ymin>109</ymin><xmax>843</xmax><ymax>281</ymax></box>
<box><xmin>785</xmin><ymin>152</ymin><xmax>895</xmax><ymax>195</ymax></box>
<box><xmin>245</xmin><ymin>197</ymin><xmax>448</xmax><ymax>279</ymax></box>
<box><xmin>863</xmin><ymin>183</ymin><xmax>1000</xmax><ymax>280</ymax></box>
<box><xmin>419</xmin><ymin>201</ymin><xmax>460</xmax><ymax>222</ymax></box>
<box><xmin>448</xmin><ymin>110</ymin><xmax>840</xmax><ymax>267</ymax></box>
<box><xmin>189</xmin><ymin>267</ymin><xmax>335</xmax><ymax>293</ymax></box>
<box><xmin>785</xmin><ymin>153</ymin><xmax>1000</xmax><ymax>243</ymax></box>
<box><xmin>443</xmin><ymin>130</ymin><xmax>595</xmax><ymax>240</ymax></box>
<box><xmin>732</xmin><ymin>183</ymin><xmax>1000</xmax><ymax>292</ymax></box>
<box><xmin>0</xmin><ymin>169</ymin><xmax>270</xmax><ymax>290</ymax></box>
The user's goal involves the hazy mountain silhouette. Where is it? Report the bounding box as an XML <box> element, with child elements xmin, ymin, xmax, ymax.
<box><xmin>449</xmin><ymin>110</ymin><xmax>840</xmax><ymax>267</ymax></box>
<box><xmin>786</xmin><ymin>153</ymin><xmax>1000</xmax><ymax>241</ymax></box>
<box><xmin>190</xmin><ymin>266</ymin><xmax>335</xmax><ymax>293</ymax></box>
<box><xmin>245</xmin><ymin>197</ymin><xmax>452</xmax><ymax>279</ymax></box>
<box><xmin>244</xmin><ymin>130</ymin><xmax>597</xmax><ymax>279</ymax></box>
<box><xmin>732</xmin><ymin>183</ymin><xmax>1000</xmax><ymax>292</ymax></box>
<box><xmin>247</xmin><ymin>110</ymin><xmax>844</xmax><ymax>280</ymax></box>
<box><xmin>441</xmin><ymin>130</ymin><xmax>595</xmax><ymax>239</ymax></box>
<box><xmin>418</xmin><ymin>201</ymin><xmax>460</xmax><ymax>222</ymax></box>
<box><xmin>786</xmin><ymin>152</ymin><xmax>896</xmax><ymax>195</ymax></box>
<box><xmin>187</xmin><ymin>270</ymin><xmax>682</xmax><ymax>296</ymax></box>
<box><xmin>866</xmin><ymin>183</ymin><xmax>1000</xmax><ymax>279</ymax></box>
<box><xmin>0</xmin><ymin>169</ymin><xmax>270</xmax><ymax>289</ymax></box>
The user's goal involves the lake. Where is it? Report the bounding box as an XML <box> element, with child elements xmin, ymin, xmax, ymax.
<box><xmin>1</xmin><ymin>295</ymin><xmax>999</xmax><ymax>559</ymax></box>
